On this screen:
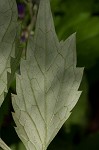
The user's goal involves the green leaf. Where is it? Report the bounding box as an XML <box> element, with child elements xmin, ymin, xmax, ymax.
<box><xmin>0</xmin><ymin>0</ymin><xmax>18</xmax><ymax>106</ymax></box>
<box><xmin>0</xmin><ymin>1</ymin><xmax>22</xmax><ymax>149</ymax></box>
<box><xmin>12</xmin><ymin>0</ymin><xmax>83</xmax><ymax>150</ymax></box>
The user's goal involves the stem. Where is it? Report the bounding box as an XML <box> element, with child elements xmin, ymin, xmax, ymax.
<box><xmin>28</xmin><ymin>4</ymin><xmax>38</xmax><ymax>33</ymax></box>
<box><xmin>22</xmin><ymin>0</ymin><xmax>38</xmax><ymax>37</ymax></box>
<box><xmin>21</xmin><ymin>0</ymin><xmax>38</xmax><ymax>58</ymax></box>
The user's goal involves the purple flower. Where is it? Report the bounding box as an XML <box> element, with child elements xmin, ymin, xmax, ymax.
<box><xmin>17</xmin><ymin>3</ymin><xmax>25</xmax><ymax>19</ymax></box>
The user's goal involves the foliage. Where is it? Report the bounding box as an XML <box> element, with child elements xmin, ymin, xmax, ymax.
<box><xmin>0</xmin><ymin>0</ymin><xmax>99</xmax><ymax>150</ymax></box>
<box><xmin>0</xmin><ymin>0</ymin><xmax>83</xmax><ymax>150</ymax></box>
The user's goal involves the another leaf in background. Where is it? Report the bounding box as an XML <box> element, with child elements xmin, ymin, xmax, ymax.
<box><xmin>12</xmin><ymin>0</ymin><xmax>83</xmax><ymax>150</ymax></box>
<box><xmin>0</xmin><ymin>0</ymin><xmax>17</xmax><ymax>106</ymax></box>
<box><xmin>0</xmin><ymin>1</ymin><xmax>24</xmax><ymax>149</ymax></box>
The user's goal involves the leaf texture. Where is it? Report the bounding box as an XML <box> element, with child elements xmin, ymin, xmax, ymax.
<box><xmin>12</xmin><ymin>0</ymin><xmax>83</xmax><ymax>150</ymax></box>
<box><xmin>0</xmin><ymin>1</ymin><xmax>19</xmax><ymax>149</ymax></box>
<box><xmin>0</xmin><ymin>0</ymin><xmax>18</xmax><ymax>106</ymax></box>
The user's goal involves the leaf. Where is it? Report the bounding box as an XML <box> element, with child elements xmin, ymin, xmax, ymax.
<box><xmin>0</xmin><ymin>0</ymin><xmax>18</xmax><ymax>106</ymax></box>
<box><xmin>12</xmin><ymin>0</ymin><xmax>83</xmax><ymax>150</ymax></box>
<box><xmin>0</xmin><ymin>1</ymin><xmax>22</xmax><ymax>149</ymax></box>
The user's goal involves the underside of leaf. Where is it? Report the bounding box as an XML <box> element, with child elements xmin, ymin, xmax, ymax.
<box><xmin>0</xmin><ymin>0</ymin><xmax>18</xmax><ymax>106</ymax></box>
<box><xmin>0</xmin><ymin>1</ymin><xmax>22</xmax><ymax>150</ymax></box>
<box><xmin>12</xmin><ymin>0</ymin><xmax>83</xmax><ymax>150</ymax></box>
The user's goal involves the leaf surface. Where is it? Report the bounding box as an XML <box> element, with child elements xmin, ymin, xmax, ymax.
<box><xmin>0</xmin><ymin>0</ymin><xmax>18</xmax><ymax>106</ymax></box>
<box><xmin>0</xmin><ymin>1</ymin><xmax>22</xmax><ymax>149</ymax></box>
<box><xmin>12</xmin><ymin>0</ymin><xmax>83</xmax><ymax>150</ymax></box>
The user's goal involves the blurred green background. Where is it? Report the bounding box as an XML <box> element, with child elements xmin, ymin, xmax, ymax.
<box><xmin>1</xmin><ymin>0</ymin><xmax>99</xmax><ymax>149</ymax></box>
